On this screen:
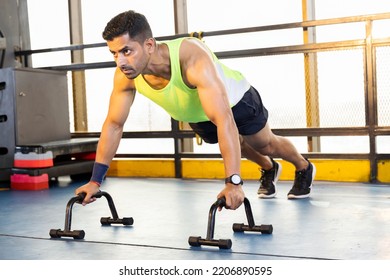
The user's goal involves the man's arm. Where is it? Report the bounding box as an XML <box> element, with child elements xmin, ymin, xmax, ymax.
<box><xmin>183</xmin><ymin>39</ymin><xmax>244</xmax><ymax>210</ymax></box>
<box><xmin>75</xmin><ymin>68</ymin><xmax>136</xmax><ymax>205</ymax></box>
<box><xmin>95</xmin><ymin>68</ymin><xmax>135</xmax><ymax>165</ymax></box>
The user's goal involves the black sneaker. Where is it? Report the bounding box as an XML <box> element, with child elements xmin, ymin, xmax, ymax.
<box><xmin>257</xmin><ymin>159</ymin><xmax>282</xmax><ymax>199</ymax></box>
<box><xmin>287</xmin><ymin>159</ymin><xmax>316</xmax><ymax>199</ymax></box>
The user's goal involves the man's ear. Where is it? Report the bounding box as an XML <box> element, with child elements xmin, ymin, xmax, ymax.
<box><xmin>144</xmin><ymin>38</ymin><xmax>156</xmax><ymax>53</ymax></box>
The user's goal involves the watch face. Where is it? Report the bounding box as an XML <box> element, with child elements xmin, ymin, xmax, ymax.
<box><xmin>231</xmin><ymin>174</ymin><xmax>241</xmax><ymax>184</ymax></box>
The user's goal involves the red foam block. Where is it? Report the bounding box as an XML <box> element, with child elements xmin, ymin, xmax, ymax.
<box><xmin>11</xmin><ymin>173</ymin><xmax>49</xmax><ymax>191</ymax></box>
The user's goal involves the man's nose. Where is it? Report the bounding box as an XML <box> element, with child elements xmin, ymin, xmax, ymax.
<box><xmin>116</xmin><ymin>53</ymin><xmax>127</xmax><ymax>67</ymax></box>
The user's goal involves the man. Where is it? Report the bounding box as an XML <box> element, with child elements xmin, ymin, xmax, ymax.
<box><xmin>76</xmin><ymin>10</ymin><xmax>315</xmax><ymax>210</ymax></box>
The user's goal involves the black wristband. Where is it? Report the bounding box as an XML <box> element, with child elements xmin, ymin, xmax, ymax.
<box><xmin>90</xmin><ymin>162</ymin><xmax>109</xmax><ymax>185</ymax></box>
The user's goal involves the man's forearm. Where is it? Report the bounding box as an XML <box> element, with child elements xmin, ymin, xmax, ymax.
<box><xmin>217</xmin><ymin>121</ymin><xmax>241</xmax><ymax>177</ymax></box>
<box><xmin>95</xmin><ymin>122</ymin><xmax>124</xmax><ymax>166</ymax></box>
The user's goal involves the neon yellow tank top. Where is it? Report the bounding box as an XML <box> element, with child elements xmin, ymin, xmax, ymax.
<box><xmin>134</xmin><ymin>37</ymin><xmax>250</xmax><ymax>122</ymax></box>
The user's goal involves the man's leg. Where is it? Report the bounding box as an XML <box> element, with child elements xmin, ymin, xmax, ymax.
<box><xmin>242</xmin><ymin>123</ymin><xmax>316</xmax><ymax>199</ymax></box>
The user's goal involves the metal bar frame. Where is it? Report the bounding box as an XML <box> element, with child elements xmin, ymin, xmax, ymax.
<box><xmin>14</xmin><ymin>12</ymin><xmax>390</xmax><ymax>182</ymax></box>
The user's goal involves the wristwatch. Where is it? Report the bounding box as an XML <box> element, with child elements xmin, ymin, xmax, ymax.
<box><xmin>225</xmin><ymin>174</ymin><xmax>243</xmax><ymax>185</ymax></box>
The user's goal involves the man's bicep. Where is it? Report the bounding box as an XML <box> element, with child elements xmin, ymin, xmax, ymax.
<box><xmin>105</xmin><ymin>69</ymin><xmax>136</xmax><ymax>125</ymax></box>
<box><xmin>106</xmin><ymin>88</ymin><xmax>135</xmax><ymax>127</ymax></box>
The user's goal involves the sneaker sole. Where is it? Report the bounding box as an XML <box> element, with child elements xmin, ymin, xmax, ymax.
<box><xmin>287</xmin><ymin>192</ymin><xmax>310</xmax><ymax>199</ymax></box>
<box><xmin>258</xmin><ymin>192</ymin><xmax>277</xmax><ymax>199</ymax></box>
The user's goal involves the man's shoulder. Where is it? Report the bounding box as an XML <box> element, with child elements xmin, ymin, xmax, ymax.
<box><xmin>162</xmin><ymin>37</ymin><xmax>204</xmax><ymax>48</ymax></box>
<box><xmin>113</xmin><ymin>68</ymin><xmax>136</xmax><ymax>92</ymax></box>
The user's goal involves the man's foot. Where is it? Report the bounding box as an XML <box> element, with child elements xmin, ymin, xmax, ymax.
<box><xmin>257</xmin><ymin>159</ymin><xmax>282</xmax><ymax>199</ymax></box>
<box><xmin>287</xmin><ymin>159</ymin><xmax>316</xmax><ymax>199</ymax></box>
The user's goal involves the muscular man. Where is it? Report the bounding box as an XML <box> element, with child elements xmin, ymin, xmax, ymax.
<box><xmin>76</xmin><ymin>10</ymin><xmax>315</xmax><ymax>210</ymax></box>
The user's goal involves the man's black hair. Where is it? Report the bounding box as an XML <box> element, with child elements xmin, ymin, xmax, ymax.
<box><xmin>102</xmin><ymin>10</ymin><xmax>153</xmax><ymax>43</ymax></box>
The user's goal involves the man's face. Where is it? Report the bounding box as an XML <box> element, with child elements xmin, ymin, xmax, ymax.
<box><xmin>107</xmin><ymin>33</ymin><xmax>150</xmax><ymax>79</ymax></box>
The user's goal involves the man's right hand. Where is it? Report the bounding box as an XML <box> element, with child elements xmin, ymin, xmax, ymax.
<box><xmin>75</xmin><ymin>181</ymin><xmax>101</xmax><ymax>206</ymax></box>
<box><xmin>217</xmin><ymin>184</ymin><xmax>245</xmax><ymax>211</ymax></box>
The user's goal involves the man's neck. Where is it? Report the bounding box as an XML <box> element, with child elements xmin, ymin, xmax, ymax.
<box><xmin>144</xmin><ymin>43</ymin><xmax>171</xmax><ymax>79</ymax></box>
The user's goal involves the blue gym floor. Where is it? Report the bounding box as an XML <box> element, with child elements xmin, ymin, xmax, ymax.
<box><xmin>0</xmin><ymin>177</ymin><xmax>389</xmax><ymax>260</ymax></box>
